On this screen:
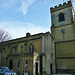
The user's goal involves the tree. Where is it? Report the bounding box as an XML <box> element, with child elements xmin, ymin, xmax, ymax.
<box><xmin>0</xmin><ymin>29</ymin><xmax>12</xmax><ymax>42</ymax></box>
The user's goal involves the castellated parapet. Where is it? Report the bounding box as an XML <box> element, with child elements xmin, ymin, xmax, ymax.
<box><xmin>50</xmin><ymin>1</ymin><xmax>72</xmax><ymax>13</ymax></box>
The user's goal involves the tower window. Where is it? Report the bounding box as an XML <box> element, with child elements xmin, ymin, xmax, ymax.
<box><xmin>59</xmin><ymin>13</ymin><xmax>65</xmax><ymax>22</ymax></box>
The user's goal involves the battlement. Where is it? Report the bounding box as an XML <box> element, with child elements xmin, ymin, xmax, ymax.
<box><xmin>50</xmin><ymin>1</ymin><xmax>72</xmax><ymax>13</ymax></box>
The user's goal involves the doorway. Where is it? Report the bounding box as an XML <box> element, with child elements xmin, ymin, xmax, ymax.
<box><xmin>9</xmin><ymin>59</ymin><xmax>13</xmax><ymax>70</ymax></box>
<box><xmin>35</xmin><ymin>61</ymin><xmax>39</xmax><ymax>75</ymax></box>
<box><xmin>50</xmin><ymin>63</ymin><xmax>52</xmax><ymax>74</ymax></box>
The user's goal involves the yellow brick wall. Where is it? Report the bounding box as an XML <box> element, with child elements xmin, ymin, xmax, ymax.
<box><xmin>0</xmin><ymin>34</ymin><xmax>42</xmax><ymax>73</ymax></box>
<box><xmin>56</xmin><ymin>41</ymin><xmax>75</xmax><ymax>57</ymax></box>
<box><xmin>7</xmin><ymin>38</ymin><xmax>42</xmax><ymax>54</ymax></box>
<box><xmin>6</xmin><ymin>56</ymin><xmax>33</xmax><ymax>72</ymax></box>
<box><xmin>57</xmin><ymin>59</ymin><xmax>75</xmax><ymax>69</ymax></box>
<box><xmin>52</xmin><ymin>24</ymin><xmax>74</xmax><ymax>42</ymax></box>
<box><xmin>56</xmin><ymin>40</ymin><xmax>75</xmax><ymax>72</ymax></box>
<box><xmin>1</xmin><ymin>38</ymin><xmax>42</xmax><ymax>56</ymax></box>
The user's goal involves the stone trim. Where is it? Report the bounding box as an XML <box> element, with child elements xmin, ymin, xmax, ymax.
<box><xmin>50</xmin><ymin>1</ymin><xmax>72</xmax><ymax>13</ymax></box>
<box><xmin>55</xmin><ymin>39</ymin><xmax>75</xmax><ymax>43</ymax></box>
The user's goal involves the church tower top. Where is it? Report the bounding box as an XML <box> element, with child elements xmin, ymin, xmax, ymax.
<box><xmin>50</xmin><ymin>1</ymin><xmax>73</xmax><ymax>13</ymax></box>
<box><xmin>50</xmin><ymin>0</ymin><xmax>74</xmax><ymax>27</ymax></box>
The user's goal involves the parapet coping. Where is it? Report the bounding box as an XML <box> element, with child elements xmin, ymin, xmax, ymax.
<box><xmin>50</xmin><ymin>1</ymin><xmax>72</xmax><ymax>13</ymax></box>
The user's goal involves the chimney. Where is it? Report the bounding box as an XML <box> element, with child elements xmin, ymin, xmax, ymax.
<box><xmin>26</xmin><ymin>32</ymin><xmax>31</xmax><ymax>37</ymax></box>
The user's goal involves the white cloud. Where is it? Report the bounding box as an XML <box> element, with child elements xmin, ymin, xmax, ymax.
<box><xmin>0</xmin><ymin>0</ymin><xmax>18</xmax><ymax>9</ymax></box>
<box><xmin>0</xmin><ymin>21</ymin><xmax>49</xmax><ymax>39</ymax></box>
<box><xmin>0</xmin><ymin>0</ymin><xmax>36</xmax><ymax>15</ymax></box>
<box><xmin>17</xmin><ymin>0</ymin><xmax>36</xmax><ymax>15</ymax></box>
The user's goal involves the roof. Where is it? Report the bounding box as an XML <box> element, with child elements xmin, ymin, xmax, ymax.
<box><xmin>0</xmin><ymin>32</ymin><xmax>44</xmax><ymax>45</ymax></box>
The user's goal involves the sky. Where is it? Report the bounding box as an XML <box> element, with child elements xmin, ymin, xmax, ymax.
<box><xmin>0</xmin><ymin>0</ymin><xmax>75</xmax><ymax>39</ymax></box>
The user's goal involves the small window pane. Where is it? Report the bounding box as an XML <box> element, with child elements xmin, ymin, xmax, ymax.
<box><xmin>17</xmin><ymin>60</ymin><xmax>20</xmax><ymax>68</ymax></box>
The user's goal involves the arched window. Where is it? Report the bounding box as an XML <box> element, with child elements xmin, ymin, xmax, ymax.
<box><xmin>17</xmin><ymin>60</ymin><xmax>20</xmax><ymax>68</ymax></box>
<box><xmin>9</xmin><ymin>59</ymin><xmax>13</xmax><ymax>70</ymax></box>
<box><xmin>12</xmin><ymin>47</ymin><xmax>15</xmax><ymax>54</ymax></box>
<box><xmin>29</xmin><ymin>44</ymin><xmax>34</xmax><ymax>53</ymax></box>
<box><xmin>1</xmin><ymin>48</ymin><xmax>5</xmax><ymax>66</ymax></box>
<box><xmin>25</xmin><ymin>59</ymin><xmax>28</xmax><ymax>69</ymax></box>
<box><xmin>59</xmin><ymin>13</ymin><xmax>65</xmax><ymax>22</ymax></box>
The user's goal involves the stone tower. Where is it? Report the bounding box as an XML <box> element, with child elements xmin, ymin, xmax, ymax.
<box><xmin>50</xmin><ymin>1</ymin><xmax>75</xmax><ymax>73</ymax></box>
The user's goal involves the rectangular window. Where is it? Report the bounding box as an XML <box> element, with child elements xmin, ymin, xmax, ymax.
<box><xmin>17</xmin><ymin>60</ymin><xmax>20</xmax><ymax>69</ymax></box>
<box><xmin>25</xmin><ymin>60</ymin><xmax>28</xmax><ymax>69</ymax></box>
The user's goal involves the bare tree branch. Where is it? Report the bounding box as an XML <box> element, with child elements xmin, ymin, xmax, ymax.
<box><xmin>0</xmin><ymin>29</ymin><xmax>12</xmax><ymax>42</ymax></box>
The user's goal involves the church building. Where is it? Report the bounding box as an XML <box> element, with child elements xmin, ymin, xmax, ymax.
<box><xmin>0</xmin><ymin>0</ymin><xmax>75</xmax><ymax>75</ymax></box>
<box><xmin>0</xmin><ymin>32</ymin><xmax>56</xmax><ymax>75</ymax></box>
<box><xmin>51</xmin><ymin>1</ymin><xmax>75</xmax><ymax>74</ymax></box>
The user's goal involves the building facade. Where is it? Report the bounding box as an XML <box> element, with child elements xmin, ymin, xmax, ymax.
<box><xmin>0</xmin><ymin>32</ymin><xmax>56</xmax><ymax>75</ymax></box>
<box><xmin>50</xmin><ymin>1</ymin><xmax>75</xmax><ymax>74</ymax></box>
<box><xmin>0</xmin><ymin>1</ymin><xmax>75</xmax><ymax>74</ymax></box>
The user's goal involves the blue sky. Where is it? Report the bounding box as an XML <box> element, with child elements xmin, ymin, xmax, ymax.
<box><xmin>0</xmin><ymin>0</ymin><xmax>75</xmax><ymax>39</ymax></box>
